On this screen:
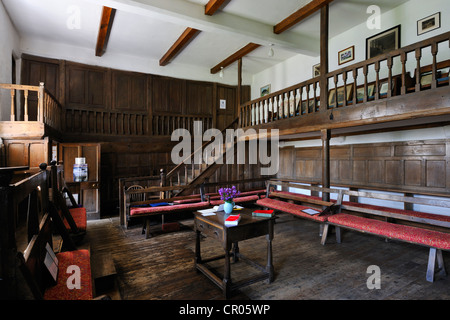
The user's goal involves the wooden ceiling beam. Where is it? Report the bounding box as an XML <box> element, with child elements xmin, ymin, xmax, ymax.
<box><xmin>274</xmin><ymin>0</ymin><xmax>334</xmax><ymax>34</ymax></box>
<box><xmin>205</xmin><ymin>0</ymin><xmax>227</xmax><ymax>15</ymax></box>
<box><xmin>211</xmin><ymin>43</ymin><xmax>261</xmax><ymax>74</ymax></box>
<box><xmin>159</xmin><ymin>27</ymin><xmax>200</xmax><ymax>66</ymax></box>
<box><xmin>95</xmin><ymin>6</ymin><xmax>116</xmax><ymax>57</ymax></box>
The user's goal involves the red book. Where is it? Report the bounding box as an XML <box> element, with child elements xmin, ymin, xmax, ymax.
<box><xmin>252</xmin><ymin>210</ymin><xmax>274</xmax><ymax>217</ymax></box>
<box><xmin>224</xmin><ymin>214</ymin><xmax>241</xmax><ymax>226</ymax></box>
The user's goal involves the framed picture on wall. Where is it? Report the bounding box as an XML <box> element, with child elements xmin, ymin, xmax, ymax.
<box><xmin>338</xmin><ymin>46</ymin><xmax>355</xmax><ymax>65</ymax></box>
<box><xmin>417</xmin><ymin>12</ymin><xmax>441</xmax><ymax>35</ymax></box>
<box><xmin>260</xmin><ymin>84</ymin><xmax>271</xmax><ymax>97</ymax></box>
<box><xmin>313</xmin><ymin>64</ymin><xmax>320</xmax><ymax>77</ymax></box>
<box><xmin>366</xmin><ymin>25</ymin><xmax>401</xmax><ymax>59</ymax></box>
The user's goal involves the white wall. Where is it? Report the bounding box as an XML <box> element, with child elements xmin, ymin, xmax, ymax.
<box><xmin>0</xmin><ymin>1</ymin><xmax>21</xmax><ymax>121</ymax></box>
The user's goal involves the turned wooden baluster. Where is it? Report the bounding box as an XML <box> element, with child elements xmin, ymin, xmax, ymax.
<box><xmin>431</xmin><ymin>42</ymin><xmax>438</xmax><ymax>90</ymax></box>
<box><xmin>24</xmin><ymin>89</ymin><xmax>29</xmax><ymax>121</ymax></box>
<box><xmin>352</xmin><ymin>68</ymin><xmax>358</xmax><ymax>104</ymax></box>
<box><xmin>415</xmin><ymin>48</ymin><xmax>422</xmax><ymax>92</ymax></box>
<box><xmin>400</xmin><ymin>52</ymin><xmax>407</xmax><ymax>95</ymax></box>
<box><xmin>363</xmin><ymin>65</ymin><xmax>368</xmax><ymax>103</ymax></box>
<box><xmin>10</xmin><ymin>88</ymin><xmax>15</xmax><ymax>121</ymax></box>
<box><xmin>374</xmin><ymin>61</ymin><xmax>380</xmax><ymax>100</ymax></box>
<box><xmin>387</xmin><ymin>56</ymin><xmax>393</xmax><ymax>98</ymax></box>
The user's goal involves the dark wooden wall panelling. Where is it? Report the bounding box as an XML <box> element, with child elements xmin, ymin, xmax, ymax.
<box><xmin>277</xmin><ymin>139</ymin><xmax>450</xmax><ymax>195</ymax></box>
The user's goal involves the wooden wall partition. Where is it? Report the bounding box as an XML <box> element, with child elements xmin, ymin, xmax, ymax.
<box><xmin>277</xmin><ymin>139</ymin><xmax>450</xmax><ymax>195</ymax></box>
<box><xmin>20</xmin><ymin>54</ymin><xmax>250</xmax><ymax>138</ymax></box>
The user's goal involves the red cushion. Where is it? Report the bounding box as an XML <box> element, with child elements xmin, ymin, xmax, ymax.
<box><xmin>65</xmin><ymin>207</ymin><xmax>87</xmax><ymax>232</ymax></box>
<box><xmin>256</xmin><ymin>198</ymin><xmax>329</xmax><ymax>222</ymax></box>
<box><xmin>130</xmin><ymin>201</ymin><xmax>210</xmax><ymax>216</ymax></box>
<box><xmin>44</xmin><ymin>249</ymin><xmax>93</xmax><ymax>300</ymax></box>
<box><xmin>210</xmin><ymin>195</ymin><xmax>259</xmax><ymax>206</ymax></box>
<box><xmin>328</xmin><ymin>213</ymin><xmax>450</xmax><ymax>250</ymax></box>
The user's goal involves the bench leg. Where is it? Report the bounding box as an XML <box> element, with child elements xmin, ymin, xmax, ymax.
<box><xmin>320</xmin><ymin>223</ymin><xmax>329</xmax><ymax>245</ymax></box>
<box><xmin>145</xmin><ymin>218</ymin><xmax>152</xmax><ymax>239</ymax></box>
<box><xmin>426</xmin><ymin>248</ymin><xmax>446</xmax><ymax>282</ymax></box>
<box><xmin>335</xmin><ymin>226</ymin><xmax>341</xmax><ymax>244</ymax></box>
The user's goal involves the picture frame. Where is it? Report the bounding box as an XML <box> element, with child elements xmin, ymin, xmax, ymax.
<box><xmin>356</xmin><ymin>84</ymin><xmax>375</xmax><ymax>102</ymax></box>
<box><xmin>338</xmin><ymin>46</ymin><xmax>355</xmax><ymax>65</ymax></box>
<box><xmin>260</xmin><ymin>84</ymin><xmax>271</xmax><ymax>97</ymax></box>
<box><xmin>328</xmin><ymin>84</ymin><xmax>353</xmax><ymax>107</ymax></box>
<box><xmin>366</xmin><ymin>25</ymin><xmax>401</xmax><ymax>59</ymax></box>
<box><xmin>417</xmin><ymin>12</ymin><xmax>441</xmax><ymax>36</ymax></box>
<box><xmin>313</xmin><ymin>64</ymin><xmax>320</xmax><ymax>78</ymax></box>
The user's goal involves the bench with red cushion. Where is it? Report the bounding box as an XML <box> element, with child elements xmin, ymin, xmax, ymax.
<box><xmin>64</xmin><ymin>207</ymin><xmax>87</xmax><ymax>232</ymax></box>
<box><xmin>130</xmin><ymin>201</ymin><xmax>210</xmax><ymax>217</ymax></box>
<box><xmin>326</xmin><ymin>212</ymin><xmax>450</xmax><ymax>282</ymax></box>
<box><xmin>256</xmin><ymin>197</ymin><xmax>330</xmax><ymax>223</ymax></box>
<box><xmin>43</xmin><ymin>249</ymin><xmax>93</xmax><ymax>300</ymax></box>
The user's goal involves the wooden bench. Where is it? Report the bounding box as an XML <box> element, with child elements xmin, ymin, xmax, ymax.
<box><xmin>322</xmin><ymin>189</ymin><xmax>450</xmax><ymax>282</ymax></box>
<box><xmin>17</xmin><ymin>213</ymin><xmax>97</xmax><ymax>300</ymax></box>
<box><xmin>256</xmin><ymin>180</ymin><xmax>340</xmax><ymax>244</ymax></box>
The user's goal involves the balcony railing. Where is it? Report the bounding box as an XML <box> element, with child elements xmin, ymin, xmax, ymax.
<box><xmin>239</xmin><ymin>31</ymin><xmax>450</xmax><ymax>128</ymax></box>
<box><xmin>0</xmin><ymin>82</ymin><xmax>63</xmax><ymax>132</ymax></box>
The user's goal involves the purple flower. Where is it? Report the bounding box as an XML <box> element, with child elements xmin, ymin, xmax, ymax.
<box><xmin>218</xmin><ymin>186</ymin><xmax>240</xmax><ymax>202</ymax></box>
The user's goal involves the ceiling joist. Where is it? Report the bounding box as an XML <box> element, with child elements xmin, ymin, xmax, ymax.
<box><xmin>159</xmin><ymin>27</ymin><xmax>200</xmax><ymax>66</ymax></box>
<box><xmin>95</xmin><ymin>6</ymin><xmax>116</xmax><ymax>57</ymax></box>
<box><xmin>211</xmin><ymin>42</ymin><xmax>261</xmax><ymax>74</ymax></box>
<box><xmin>274</xmin><ymin>0</ymin><xmax>333</xmax><ymax>34</ymax></box>
<box><xmin>205</xmin><ymin>0</ymin><xmax>228</xmax><ymax>15</ymax></box>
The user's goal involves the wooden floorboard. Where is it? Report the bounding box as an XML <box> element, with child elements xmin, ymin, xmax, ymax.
<box><xmin>85</xmin><ymin>212</ymin><xmax>450</xmax><ymax>300</ymax></box>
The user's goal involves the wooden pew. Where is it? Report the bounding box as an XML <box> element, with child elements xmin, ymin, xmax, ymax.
<box><xmin>322</xmin><ymin>189</ymin><xmax>450</xmax><ymax>282</ymax></box>
<box><xmin>17</xmin><ymin>213</ymin><xmax>96</xmax><ymax>300</ymax></box>
<box><xmin>256</xmin><ymin>180</ymin><xmax>341</xmax><ymax>244</ymax></box>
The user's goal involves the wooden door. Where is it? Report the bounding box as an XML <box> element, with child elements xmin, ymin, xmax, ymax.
<box><xmin>59</xmin><ymin>143</ymin><xmax>101</xmax><ymax>218</ymax></box>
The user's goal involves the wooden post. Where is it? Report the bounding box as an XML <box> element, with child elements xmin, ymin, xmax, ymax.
<box><xmin>237</xmin><ymin>58</ymin><xmax>242</xmax><ymax>124</ymax></box>
<box><xmin>319</xmin><ymin>5</ymin><xmax>329</xmax><ymax>112</ymax></box>
<box><xmin>321</xmin><ymin>129</ymin><xmax>330</xmax><ymax>201</ymax></box>
<box><xmin>38</xmin><ymin>82</ymin><xmax>45</xmax><ymax>122</ymax></box>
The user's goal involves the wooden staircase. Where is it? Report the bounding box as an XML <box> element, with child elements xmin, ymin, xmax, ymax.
<box><xmin>164</xmin><ymin>117</ymin><xmax>240</xmax><ymax>196</ymax></box>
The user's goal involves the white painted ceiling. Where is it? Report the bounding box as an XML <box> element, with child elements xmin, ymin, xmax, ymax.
<box><xmin>2</xmin><ymin>0</ymin><xmax>410</xmax><ymax>79</ymax></box>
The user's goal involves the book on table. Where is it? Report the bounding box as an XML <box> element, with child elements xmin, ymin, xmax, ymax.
<box><xmin>224</xmin><ymin>214</ymin><xmax>241</xmax><ymax>226</ymax></box>
<box><xmin>252</xmin><ymin>210</ymin><xmax>274</xmax><ymax>217</ymax></box>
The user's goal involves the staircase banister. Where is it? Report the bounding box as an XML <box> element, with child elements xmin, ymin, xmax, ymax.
<box><xmin>166</xmin><ymin>116</ymin><xmax>239</xmax><ymax>178</ymax></box>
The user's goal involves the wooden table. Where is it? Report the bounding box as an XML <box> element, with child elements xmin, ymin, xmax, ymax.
<box><xmin>194</xmin><ymin>207</ymin><xmax>275</xmax><ymax>298</ymax></box>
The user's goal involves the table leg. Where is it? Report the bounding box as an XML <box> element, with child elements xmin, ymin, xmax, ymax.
<box><xmin>223</xmin><ymin>243</ymin><xmax>231</xmax><ymax>298</ymax></box>
<box><xmin>232</xmin><ymin>242</ymin><xmax>239</xmax><ymax>263</ymax></box>
<box><xmin>195</xmin><ymin>229</ymin><xmax>202</xmax><ymax>267</ymax></box>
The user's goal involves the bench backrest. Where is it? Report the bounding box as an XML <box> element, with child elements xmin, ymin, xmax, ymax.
<box><xmin>19</xmin><ymin>213</ymin><xmax>54</xmax><ymax>299</ymax></box>
<box><xmin>267</xmin><ymin>179</ymin><xmax>450</xmax><ymax>229</ymax></box>
<box><xmin>339</xmin><ymin>189</ymin><xmax>450</xmax><ymax>229</ymax></box>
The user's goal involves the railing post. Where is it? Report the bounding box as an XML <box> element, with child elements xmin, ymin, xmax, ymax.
<box><xmin>24</xmin><ymin>89</ymin><xmax>29</xmax><ymax>121</ymax></box>
<box><xmin>10</xmin><ymin>89</ymin><xmax>15</xmax><ymax>121</ymax></box>
<box><xmin>38</xmin><ymin>82</ymin><xmax>45</xmax><ymax>122</ymax></box>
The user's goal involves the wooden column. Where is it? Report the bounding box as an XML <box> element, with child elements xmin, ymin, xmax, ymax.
<box><xmin>319</xmin><ymin>5</ymin><xmax>329</xmax><ymax>112</ymax></box>
<box><xmin>321</xmin><ymin>129</ymin><xmax>330</xmax><ymax>201</ymax></box>
<box><xmin>237</xmin><ymin>58</ymin><xmax>242</xmax><ymax>120</ymax></box>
